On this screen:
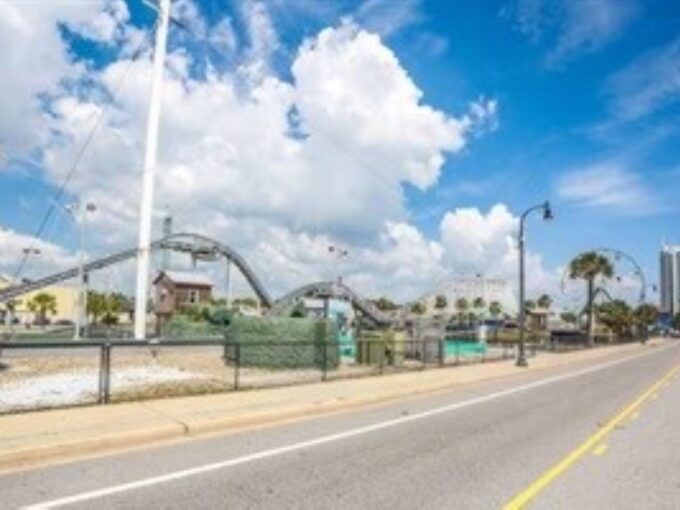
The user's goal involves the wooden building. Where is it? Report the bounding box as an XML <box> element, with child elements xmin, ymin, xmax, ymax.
<box><xmin>153</xmin><ymin>270</ymin><xmax>214</xmax><ymax>328</ymax></box>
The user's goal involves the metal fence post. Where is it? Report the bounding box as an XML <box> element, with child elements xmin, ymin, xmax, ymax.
<box><xmin>98</xmin><ymin>343</ymin><xmax>106</xmax><ymax>404</ymax></box>
<box><xmin>99</xmin><ymin>342</ymin><xmax>111</xmax><ymax>404</ymax></box>
<box><xmin>234</xmin><ymin>343</ymin><xmax>241</xmax><ymax>390</ymax></box>
<box><xmin>422</xmin><ymin>340</ymin><xmax>427</xmax><ymax>370</ymax></box>
<box><xmin>321</xmin><ymin>342</ymin><xmax>328</xmax><ymax>382</ymax></box>
<box><xmin>438</xmin><ymin>338</ymin><xmax>444</xmax><ymax>367</ymax></box>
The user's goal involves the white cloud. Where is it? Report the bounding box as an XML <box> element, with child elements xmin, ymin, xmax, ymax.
<box><xmin>556</xmin><ymin>164</ymin><xmax>658</xmax><ymax>214</ymax></box>
<box><xmin>439</xmin><ymin>204</ymin><xmax>555</xmax><ymax>296</ymax></box>
<box><xmin>0</xmin><ymin>2</ymin><xmax>507</xmax><ymax>302</ymax></box>
<box><xmin>605</xmin><ymin>36</ymin><xmax>680</xmax><ymax>122</ymax></box>
<box><xmin>0</xmin><ymin>227</ymin><xmax>77</xmax><ymax>279</ymax></box>
<box><xmin>507</xmin><ymin>0</ymin><xmax>638</xmax><ymax>65</ymax></box>
<box><xmin>355</xmin><ymin>0</ymin><xmax>423</xmax><ymax>37</ymax></box>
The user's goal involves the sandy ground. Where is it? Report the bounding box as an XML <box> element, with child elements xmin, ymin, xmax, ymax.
<box><xmin>0</xmin><ymin>346</ymin><xmax>511</xmax><ymax>413</ymax></box>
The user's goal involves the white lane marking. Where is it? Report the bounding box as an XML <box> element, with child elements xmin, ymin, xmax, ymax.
<box><xmin>24</xmin><ymin>343</ymin><xmax>678</xmax><ymax>509</ymax></box>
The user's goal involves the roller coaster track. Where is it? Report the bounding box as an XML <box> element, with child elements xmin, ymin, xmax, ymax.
<box><xmin>0</xmin><ymin>234</ymin><xmax>391</xmax><ymax>325</ymax></box>
<box><xmin>0</xmin><ymin>233</ymin><xmax>272</xmax><ymax>306</ymax></box>
<box><xmin>268</xmin><ymin>281</ymin><xmax>391</xmax><ymax>326</ymax></box>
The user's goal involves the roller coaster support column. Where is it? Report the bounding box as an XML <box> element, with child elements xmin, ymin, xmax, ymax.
<box><xmin>225</xmin><ymin>258</ymin><xmax>232</xmax><ymax>308</ymax></box>
<box><xmin>134</xmin><ymin>0</ymin><xmax>171</xmax><ymax>340</ymax></box>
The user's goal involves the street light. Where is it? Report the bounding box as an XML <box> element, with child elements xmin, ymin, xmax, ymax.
<box><xmin>63</xmin><ymin>201</ymin><xmax>97</xmax><ymax>340</ymax></box>
<box><xmin>328</xmin><ymin>245</ymin><xmax>349</xmax><ymax>285</ymax></box>
<box><xmin>517</xmin><ymin>201</ymin><xmax>553</xmax><ymax>367</ymax></box>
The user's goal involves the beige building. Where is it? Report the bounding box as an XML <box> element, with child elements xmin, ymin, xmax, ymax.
<box><xmin>0</xmin><ymin>273</ymin><xmax>79</xmax><ymax>325</ymax></box>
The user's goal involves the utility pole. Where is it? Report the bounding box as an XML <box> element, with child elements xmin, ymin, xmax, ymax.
<box><xmin>134</xmin><ymin>0</ymin><xmax>171</xmax><ymax>340</ymax></box>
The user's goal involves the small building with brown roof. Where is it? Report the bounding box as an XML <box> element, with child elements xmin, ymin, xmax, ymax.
<box><xmin>153</xmin><ymin>270</ymin><xmax>214</xmax><ymax>328</ymax></box>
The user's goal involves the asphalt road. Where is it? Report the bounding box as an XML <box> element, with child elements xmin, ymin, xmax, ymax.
<box><xmin>2</xmin><ymin>342</ymin><xmax>679</xmax><ymax>509</ymax></box>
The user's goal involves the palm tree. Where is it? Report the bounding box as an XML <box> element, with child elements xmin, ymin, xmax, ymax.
<box><xmin>374</xmin><ymin>297</ymin><xmax>397</xmax><ymax>311</ymax></box>
<box><xmin>537</xmin><ymin>294</ymin><xmax>552</xmax><ymax>309</ymax></box>
<box><xmin>596</xmin><ymin>300</ymin><xmax>634</xmax><ymax>340</ymax></box>
<box><xmin>633</xmin><ymin>303</ymin><xmax>659</xmax><ymax>341</ymax></box>
<box><xmin>560</xmin><ymin>311</ymin><xmax>578</xmax><ymax>325</ymax></box>
<box><xmin>455</xmin><ymin>297</ymin><xmax>469</xmax><ymax>327</ymax></box>
<box><xmin>569</xmin><ymin>251</ymin><xmax>614</xmax><ymax>345</ymax></box>
<box><xmin>87</xmin><ymin>290</ymin><xmax>107</xmax><ymax>324</ymax></box>
<box><xmin>27</xmin><ymin>292</ymin><xmax>57</xmax><ymax>327</ymax></box>
<box><xmin>489</xmin><ymin>301</ymin><xmax>502</xmax><ymax>319</ymax></box>
<box><xmin>472</xmin><ymin>297</ymin><xmax>486</xmax><ymax>325</ymax></box>
<box><xmin>434</xmin><ymin>294</ymin><xmax>448</xmax><ymax>314</ymax></box>
<box><xmin>673</xmin><ymin>313</ymin><xmax>680</xmax><ymax>331</ymax></box>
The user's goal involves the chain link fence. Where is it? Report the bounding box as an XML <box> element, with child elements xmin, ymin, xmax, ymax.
<box><xmin>0</xmin><ymin>334</ymin><xmax>541</xmax><ymax>415</ymax></box>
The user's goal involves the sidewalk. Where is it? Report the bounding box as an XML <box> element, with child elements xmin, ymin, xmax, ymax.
<box><xmin>0</xmin><ymin>339</ymin><xmax>668</xmax><ymax>472</ymax></box>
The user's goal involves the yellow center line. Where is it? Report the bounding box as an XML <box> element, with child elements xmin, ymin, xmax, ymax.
<box><xmin>592</xmin><ymin>444</ymin><xmax>608</xmax><ymax>456</ymax></box>
<box><xmin>504</xmin><ymin>364</ymin><xmax>680</xmax><ymax>510</ymax></box>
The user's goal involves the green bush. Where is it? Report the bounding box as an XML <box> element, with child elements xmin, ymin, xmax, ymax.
<box><xmin>225</xmin><ymin>315</ymin><xmax>338</xmax><ymax>370</ymax></box>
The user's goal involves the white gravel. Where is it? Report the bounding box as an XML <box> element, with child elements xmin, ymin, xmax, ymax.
<box><xmin>0</xmin><ymin>366</ymin><xmax>200</xmax><ymax>412</ymax></box>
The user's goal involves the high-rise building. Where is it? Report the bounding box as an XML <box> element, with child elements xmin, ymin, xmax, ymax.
<box><xmin>660</xmin><ymin>245</ymin><xmax>680</xmax><ymax>316</ymax></box>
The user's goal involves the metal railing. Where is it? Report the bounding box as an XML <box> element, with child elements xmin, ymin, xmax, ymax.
<box><xmin>0</xmin><ymin>336</ymin><xmax>535</xmax><ymax>414</ymax></box>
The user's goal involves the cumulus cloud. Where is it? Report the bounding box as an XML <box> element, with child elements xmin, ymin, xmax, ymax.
<box><xmin>38</xmin><ymin>20</ymin><xmax>485</xmax><ymax>248</ymax></box>
<box><xmin>0</xmin><ymin>2</ymin><xmax>510</xmax><ymax>301</ymax></box>
<box><xmin>0</xmin><ymin>227</ymin><xmax>77</xmax><ymax>279</ymax></box>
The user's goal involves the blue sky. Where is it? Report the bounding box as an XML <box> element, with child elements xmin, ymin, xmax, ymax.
<box><xmin>1</xmin><ymin>0</ymin><xmax>679</xmax><ymax>301</ymax></box>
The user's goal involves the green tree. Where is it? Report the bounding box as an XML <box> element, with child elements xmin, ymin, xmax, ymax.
<box><xmin>673</xmin><ymin>313</ymin><xmax>680</xmax><ymax>331</ymax></box>
<box><xmin>27</xmin><ymin>292</ymin><xmax>57</xmax><ymax>327</ymax></box>
<box><xmin>410</xmin><ymin>302</ymin><xmax>426</xmax><ymax>316</ymax></box>
<box><xmin>569</xmin><ymin>251</ymin><xmax>614</xmax><ymax>345</ymax></box>
<box><xmin>596</xmin><ymin>300</ymin><xmax>634</xmax><ymax>339</ymax></box>
<box><xmin>524</xmin><ymin>299</ymin><xmax>536</xmax><ymax>310</ymax></box>
<box><xmin>234</xmin><ymin>297</ymin><xmax>258</xmax><ymax>308</ymax></box>
<box><xmin>537</xmin><ymin>294</ymin><xmax>552</xmax><ymax>309</ymax></box>
<box><xmin>88</xmin><ymin>291</ymin><xmax>127</xmax><ymax>325</ymax></box>
<box><xmin>489</xmin><ymin>301</ymin><xmax>502</xmax><ymax>319</ymax></box>
<box><xmin>87</xmin><ymin>291</ymin><xmax>107</xmax><ymax>324</ymax></box>
<box><xmin>633</xmin><ymin>303</ymin><xmax>659</xmax><ymax>342</ymax></box>
<box><xmin>455</xmin><ymin>297</ymin><xmax>469</xmax><ymax>326</ymax></box>
<box><xmin>374</xmin><ymin>297</ymin><xmax>397</xmax><ymax>311</ymax></box>
<box><xmin>434</xmin><ymin>294</ymin><xmax>448</xmax><ymax>313</ymax></box>
<box><xmin>560</xmin><ymin>311</ymin><xmax>578</xmax><ymax>325</ymax></box>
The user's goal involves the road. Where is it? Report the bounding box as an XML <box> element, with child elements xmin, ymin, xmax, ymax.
<box><xmin>1</xmin><ymin>342</ymin><xmax>678</xmax><ymax>509</ymax></box>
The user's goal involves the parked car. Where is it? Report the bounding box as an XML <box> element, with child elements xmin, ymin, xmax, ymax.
<box><xmin>54</xmin><ymin>319</ymin><xmax>74</xmax><ymax>326</ymax></box>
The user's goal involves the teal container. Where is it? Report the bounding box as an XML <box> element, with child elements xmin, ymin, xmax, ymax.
<box><xmin>445</xmin><ymin>338</ymin><xmax>487</xmax><ymax>357</ymax></box>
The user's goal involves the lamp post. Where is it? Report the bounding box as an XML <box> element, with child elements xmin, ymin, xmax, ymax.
<box><xmin>517</xmin><ymin>201</ymin><xmax>553</xmax><ymax>367</ymax></box>
<box><xmin>64</xmin><ymin>201</ymin><xmax>97</xmax><ymax>340</ymax></box>
<box><xmin>328</xmin><ymin>245</ymin><xmax>349</xmax><ymax>285</ymax></box>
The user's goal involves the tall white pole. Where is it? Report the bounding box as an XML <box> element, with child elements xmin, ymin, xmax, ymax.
<box><xmin>134</xmin><ymin>0</ymin><xmax>171</xmax><ymax>340</ymax></box>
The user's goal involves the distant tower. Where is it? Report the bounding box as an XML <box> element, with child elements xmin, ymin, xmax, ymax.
<box><xmin>660</xmin><ymin>244</ymin><xmax>680</xmax><ymax>316</ymax></box>
<box><xmin>162</xmin><ymin>208</ymin><xmax>173</xmax><ymax>270</ymax></box>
